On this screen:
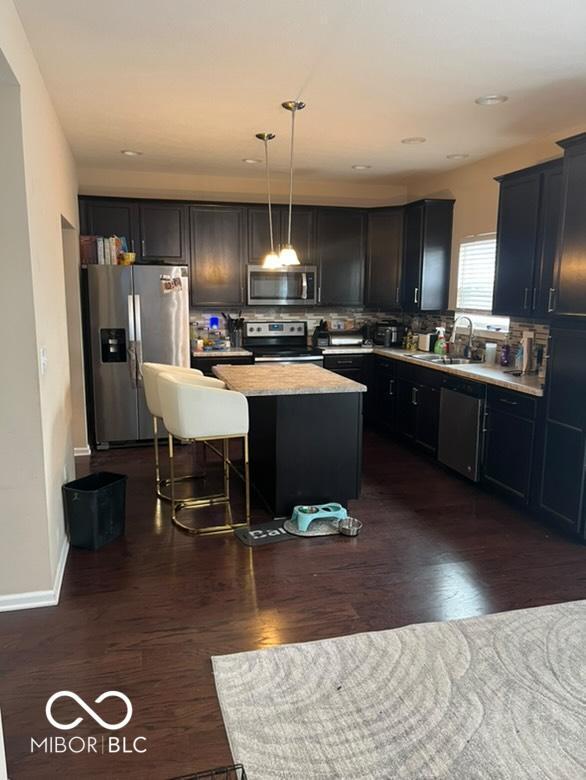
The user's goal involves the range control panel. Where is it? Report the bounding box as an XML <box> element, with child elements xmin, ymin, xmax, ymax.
<box><xmin>245</xmin><ymin>321</ymin><xmax>307</xmax><ymax>338</ymax></box>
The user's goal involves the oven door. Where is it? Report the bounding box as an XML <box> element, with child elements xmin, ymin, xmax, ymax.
<box><xmin>247</xmin><ymin>265</ymin><xmax>317</xmax><ymax>305</ymax></box>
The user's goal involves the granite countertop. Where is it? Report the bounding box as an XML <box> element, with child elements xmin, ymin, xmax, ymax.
<box><xmin>212</xmin><ymin>363</ymin><xmax>367</xmax><ymax>396</ymax></box>
<box><xmin>373</xmin><ymin>347</ymin><xmax>544</xmax><ymax>397</ymax></box>
<box><xmin>192</xmin><ymin>348</ymin><xmax>253</xmax><ymax>358</ymax></box>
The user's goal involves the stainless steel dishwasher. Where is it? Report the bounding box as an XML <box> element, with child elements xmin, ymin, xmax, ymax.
<box><xmin>438</xmin><ymin>377</ymin><xmax>486</xmax><ymax>481</ymax></box>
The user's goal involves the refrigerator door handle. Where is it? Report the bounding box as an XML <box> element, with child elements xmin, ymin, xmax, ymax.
<box><xmin>134</xmin><ymin>294</ymin><xmax>144</xmax><ymax>383</ymax></box>
<box><xmin>127</xmin><ymin>294</ymin><xmax>137</xmax><ymax>388</ymax></box>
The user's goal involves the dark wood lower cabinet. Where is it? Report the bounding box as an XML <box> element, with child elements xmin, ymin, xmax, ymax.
<box><xmin>483</xmin><ymin>409</ymin><xmax>534</xmax><ymax>502</ymax></box>
<box><xmin>371</xmin><ymin>357</ymin><xmax>396</xmax><ymax>430</ymax></box>
<box><xmin>415</xmin><ymin>384</ymin><xmax>440</xmax><ymax>454</ymax></box>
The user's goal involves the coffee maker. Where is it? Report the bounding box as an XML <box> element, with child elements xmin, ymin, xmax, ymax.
<box><xmin>374</xmin><ymin>319</ymin><xmax>403</xmax><ymax>347</ymax></box>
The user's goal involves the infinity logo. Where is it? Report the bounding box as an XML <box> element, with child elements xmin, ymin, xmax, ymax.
<box><xmin>45</xmin><ymin>691</ymin><xmax>133</xmax><ymax>731</ymax></box>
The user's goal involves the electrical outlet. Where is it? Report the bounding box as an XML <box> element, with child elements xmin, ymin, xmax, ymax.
<box><xmin>39</xmin><ymin>346</ymin><xmax>48</xmax><ymax>375</ymax></box>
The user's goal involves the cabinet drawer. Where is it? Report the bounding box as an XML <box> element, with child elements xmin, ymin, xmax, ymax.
<box><xmin>486</xmin><ymin>386</ymin><xmax>537</xmax><ymax>419</ymax></box>
<box><xmin>324</xmin><ymin>354</ymin><xmax>365</xmax><ymax>371</ymax></box>
<box><xmin>191</xmin><ymin>355</ymin><xmax>253</xmax><ymax>376</ymax></box>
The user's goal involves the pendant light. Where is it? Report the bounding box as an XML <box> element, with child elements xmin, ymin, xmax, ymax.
<box><xmin>256</xmin><ymin>132</ymin><xmax>281</xmax><ymax>269</ymax></box>
<box><xmin>279</xmin><ymin>100</ymin><xmax>305</xmax><ymax>266</ymax></box>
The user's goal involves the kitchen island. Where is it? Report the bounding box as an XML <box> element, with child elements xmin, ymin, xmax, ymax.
<box><xmin>212</xmin><ymin>363</ymin><xmax>366</xmax><ymax>517</ymax></box>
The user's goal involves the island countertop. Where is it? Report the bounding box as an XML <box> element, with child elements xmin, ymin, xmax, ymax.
<box><xmin>212</xmin><ymin>363</ymin><xmax>367</xmax><ymax>396</ymax></box>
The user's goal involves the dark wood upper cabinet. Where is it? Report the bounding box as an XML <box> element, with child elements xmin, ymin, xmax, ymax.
<box><xmin>365</xmin><ymin>208</ymin><xmax>403</xmax><ymax>309</ymax></box>
<box><xmin>79</xmin><ymin>198</ymin><xmax>139</xmax><ymax>253</ymax></box>
<box><xmin>247</xmin><ymin>206</ymin><xmax>315</xmax><ymax>265</ymax></box>
<box><xmin>138</xmin><ymin>202</ymin><xmax>189</xmax><ymax>264</ymax></box>
<box><xmin>553</xmin><ymin>134</ymin><xmax>586</xmax><ymax>316</ymax></box>
<box><xmin>189</xmin><ymin>205</ymin><xmax>245</xmax><ymax>306</ymax></box>
<box><xmin>493</xmin><ymin>159</ymin><xmax>562</xmax><ymax>317</ymax></box>
<box><xmin>537</xmin><ymin>327</ymin><xmax>586</xmax><ymax>535</ymax></box>
<box><xmin>401</xmin><ymin>199</ymin><xmax>454</xmax><ymax>312</ymax></box>
<box><xmin>316</xmin><ymin>208</ymin><xmax>366</xmax><ymax>305</ymax></box>
<box><xmin>535</xmin><ymin>162</ymin><xmax>563</xmax><ymax>317</ymax></box>
<box><xmin>247</xmin><ymin>206</ymin><xmax>281</xmax><ymax>264</ymax></box>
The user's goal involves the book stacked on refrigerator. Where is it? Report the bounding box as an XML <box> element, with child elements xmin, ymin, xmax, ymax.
<box><xmin>79</xmin><ymin>235</ymin><xmax>128</xmax><ymax>265</ymax></box>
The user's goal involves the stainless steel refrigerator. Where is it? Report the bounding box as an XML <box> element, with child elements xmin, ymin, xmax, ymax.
<box><xmin>84</xmin><ymin>264</ymin><xmax>190</xmax><ymax>447</ymax></box>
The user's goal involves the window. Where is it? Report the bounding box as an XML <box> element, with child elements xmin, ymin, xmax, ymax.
<box><xmin>456</xmin><ymin>233</ymin><xmax>509</xmax><ymax>335</ymax></box>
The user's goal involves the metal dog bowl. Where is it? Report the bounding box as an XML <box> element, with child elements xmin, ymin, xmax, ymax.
<box><xmin>338</xmin><ymin>517</ymin><xmax>362</xmax><ymax>537</ymax></box>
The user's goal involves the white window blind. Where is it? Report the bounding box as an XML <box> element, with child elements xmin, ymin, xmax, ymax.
<box><xmin>456</xmin><ymin>234</ymin><xmax>497</xmax><ymax>311</ymax></box>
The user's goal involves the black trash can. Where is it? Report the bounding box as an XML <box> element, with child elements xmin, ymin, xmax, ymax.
<box><xmin>62</xmin><ymin>472</ymin><xmax>127</xmax><ymax>550</ymax></box>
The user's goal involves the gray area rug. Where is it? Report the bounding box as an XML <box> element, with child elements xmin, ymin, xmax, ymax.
<box><xmin>212</xmin><ymin>600</ymin><xmax>586</xmax><ymax>779</ymax></box>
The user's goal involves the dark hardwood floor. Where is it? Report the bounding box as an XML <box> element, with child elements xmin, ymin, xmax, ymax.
<box><xmin>1</xmin><ymin>429</ymin><xmax>586</xmax><ymax>779</ymax></box>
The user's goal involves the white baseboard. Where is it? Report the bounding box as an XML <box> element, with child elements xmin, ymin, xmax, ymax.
<box><xmin>0</xmin><ymin>537</ymin><xmax>69</xmax><ymax>613</ymax></box>
<box><xmin>74</xmin><ymin>445</ymin><xmax>91</xmax><ymax>457</ymax></box>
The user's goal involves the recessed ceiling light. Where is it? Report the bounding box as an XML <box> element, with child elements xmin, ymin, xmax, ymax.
<box><xmin>475</xmin><ymin>94</ymin><xmax>508</xmax><ymax>105</ymax></box>
<box><xmin>242</xmin><ymin>158</ymin><xmax>261</xmax><ymax>164</ymax></box>
<box><xmin>120</xmin><ymin>149</ymin><xmax>142</xmax><ymax>156</ymax></box>
<box><xmin>401</xmin><ymin>137</ymin><xmax>426</xmax><ymax>145</ymax></box>
<box><xmin>352</xmin><ymin>164</ymin><xmax>371</xmax><ymax>170</ymax></box>
<box><xmin>446</xmin><ymin>153</ymin><xmax>470</xmax><ymax>160</ymax></box>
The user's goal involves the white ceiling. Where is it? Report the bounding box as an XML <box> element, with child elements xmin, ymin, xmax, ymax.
<box><xmin>13</xmin><ymin>0</ymin><xmax>586</xmax><ymax>183</ymax></box>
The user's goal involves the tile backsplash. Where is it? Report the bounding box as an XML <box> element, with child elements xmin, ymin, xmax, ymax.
<box><xmin>191</xmin><ymin>305</ymin><xmax>549</xmax><ymax>354</ymax></box>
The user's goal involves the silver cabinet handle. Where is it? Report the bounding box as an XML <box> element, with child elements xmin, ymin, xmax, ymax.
<box><xmin>131</xmin><ymin>239</ymin><xmax>135</xmax><ymax>252</ymax></box>
<box><xmin>482</xmin><ymin>409</ymin><xmax>489</xmax><ymax>433</ymax></box>
<box><xmin>411</xmin><ymin>386</ymin><xmax>418</xmax><ymax>405</ymax></box>
<box><xmin>141</xmin><ymin>239</ymin><xmax>146</xmax><ymax>256</ymax></box>
<box><xmin>499</xmin><ymin>397</ymin><xmax>518</xmax><ymax>406</ymax></box>
<box><xmin>388</xmin><ymin>379</ymin><xmax>395</xmax><ymax>397</ymax></box>
<box><xmin>301</xmin><ymin>272</ymin><xmax>308</xmax><ymax>300</ymax></box>
<box><xmin>395</xmin><ymin>286</ymin><xmax>400</xmax><ymax>304</ymax></box>
<box><xmin>523</xmin><ymin>287</ymin><xmax>529</xmax><ymax>309</ymax></box>
<box><xmin>532</xmin><ymin>287</ymin><xmax>537</xmax><ymax>310</ymax></box>
<box><xmin>414</xmin><ymin>287</ymin><xmax>419</xmax><ymax>304</ymax></box>
<box><xmin>318</xmin><ymin>285</ymin><xmax>322</xmax><ymax>303</ymax></box>
<box><xmin>547</xmin><ymin>288</ymin><xmax>556</xmax><ymax>313</ymax></box>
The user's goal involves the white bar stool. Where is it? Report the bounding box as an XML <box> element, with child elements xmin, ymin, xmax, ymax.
<box><xmin>158</xmin><ymin>371</ymin><xmax>250</xmax><ymax>535</ymax></box>
<box><xmin>142</xmin><ymin>362</ymin><xmax>225</xmax><ymax>502</ymax></box>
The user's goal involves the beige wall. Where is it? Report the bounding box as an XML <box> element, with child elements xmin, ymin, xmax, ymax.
<box><xmin>0</xmin><ymin>0</ymin><xmax>78</xmax><ymax>598</ymax></box>
<box><xmin>78</xmin><ymin>166</ymin><xmax>407</xmax><ymax>207</ymax></box>
<box><xmin>403</xmin><ymin>130</ymin><xmax>583</xmax><ymax>308</ymax></box>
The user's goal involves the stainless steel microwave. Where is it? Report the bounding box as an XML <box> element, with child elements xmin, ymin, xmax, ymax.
<box><xmin>247</xmin><ymin>265</ymin><xmax>317</xmax><ymax>306</ymax></box>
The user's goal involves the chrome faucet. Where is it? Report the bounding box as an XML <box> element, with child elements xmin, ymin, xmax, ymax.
<box><xmin>450</xmin><ymin>315</ymin><xmax>474</xmax><ymax>358</ymax></box>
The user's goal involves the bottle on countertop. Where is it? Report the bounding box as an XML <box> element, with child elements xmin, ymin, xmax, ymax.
<box><xmin>433</xmin><ymin>327</ymin><xmax>447</xmax><ymax>356</ymax></box>
<box><xmin>500</xmin><ymin>336</ymin><xmax>511</xmax><ymax>367</ymax></box>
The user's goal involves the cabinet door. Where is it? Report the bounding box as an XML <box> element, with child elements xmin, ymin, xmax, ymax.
<box><xmin>401</xmin><ymin>204</ymin><xmax>423</xmax><ymax>311</ymax></box>
<box><xmin>493</xmin><ymin>173</ymin><xmax>541</xmax><ymax>316</ymax></box>
<box><xmin>415</xmin><ymin>384</ymin><xmax>440</xmax><ymax>454</ymax></box>
<box><xmin>366</xmin><ymin>209</ymin><xmax>403</xmax><ymax>308</ymax></box>
<box><xmin>483</xmin><ymin>409</ymin><xmax>534</xmax><ymax>501</ymax></box>
<box><xmin>81</xmin><ymin>198</ymin><xmax>139</xmax><ymax>252</ymax></box>
<box><xmin>317</xmin><ymin>209</ymin><xmax>366</xmax><ymax>305</ymax></box>
<box><xmin>280</xmin><ymin>207</ymin><xmax>315</xmax><ymax>265</ymax></box>
<box><xmin>190</xmin><ymin>206</ymin><xmax>245</xmax><ymax>305</ymax></box>
<box><xmin>534</xmin><ymin>162</ymin><xmax>563</xmax><ymax>317</ymax></box>
<box><xmin>396</xmin><ymin>379</ymin><xmax>417</xmax><ymax>440</ymax></box>
<box><xmin>554</xmin><ymin>144</ymin><xmax>586</xmax><ymax>316</ymax></box>
<box><xmin>372</xmin><ymin>358</ymin><xmax>397</xmax><ymax>430</ymax></box>
<box><xmin>247</xmin><ymin>206</ymin><xmax>282</xmax><ymax>264</ymax></box>
<box><xmin>420</xmin><ymin>200</ymin><xmax>453</xmax><ymax>312</ymax></box>
<box><xmin>537</xmin><ymin>328</ymin><xmax>586</xmax><ymax>532</ymax></box>
<box><xmin>139</xmin><ymin>202</ymin><xmax>189</xmax><ymax>263</ymax></box>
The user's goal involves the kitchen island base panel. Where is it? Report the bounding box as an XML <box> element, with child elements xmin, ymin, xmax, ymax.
<box><xmin>249</xmin><ymin>392</ymin><xmax>363</xmax><ymax>517</ymax></box>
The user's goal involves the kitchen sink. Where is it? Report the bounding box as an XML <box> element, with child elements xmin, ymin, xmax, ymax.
<box><xmin>431</xmin><ymin>357</ymin><xmax>473</xmax><ymax>365</ymax></box>
<box><xmin>407</xmin><ymin>353</ymin><xmax>473</xmax><ymax>365</ymax></box>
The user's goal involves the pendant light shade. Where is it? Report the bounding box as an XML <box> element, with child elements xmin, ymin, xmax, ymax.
<box><xmin>279</xmin><ymin>100</ymin><xmax>305</xmax><ymax>266</ymax></box>
<box><xmin>256</xmin><ymin>131</ymin><xmax>280</xmax><ymax>269</ymax></box>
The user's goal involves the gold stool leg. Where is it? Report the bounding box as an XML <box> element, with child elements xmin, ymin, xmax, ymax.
<box><xmin>244</xmin><ymin>434</ymin><xmax>251</xmax><ymax>528</ymax></box>
<box><xmin>169</xmin><ymin>434</ymin><xmax>177</xmax><ymax>522</ymax></box>
<box><xmin>170</xmin><ymin>434</ymin><xmax>250</xmax><ymax>536</ymax></box>
<box><xmin>153</xmin><ymin>416</ymin><xmax>162</xmax><ymax>497</ymax></box>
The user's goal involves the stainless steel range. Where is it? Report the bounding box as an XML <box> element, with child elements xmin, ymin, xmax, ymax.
<box><xmin>244</xmin><ymin>321</ymin><xmax>324</xmax><ymax>365</ymax></box>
